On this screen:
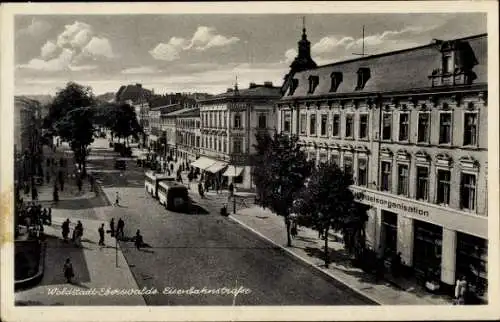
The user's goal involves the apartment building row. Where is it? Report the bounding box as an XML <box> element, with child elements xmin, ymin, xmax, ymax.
<box><xmin>276</xmin><ymin>29</ymin><xmax>488</xmax><ymax>299</ymax></box>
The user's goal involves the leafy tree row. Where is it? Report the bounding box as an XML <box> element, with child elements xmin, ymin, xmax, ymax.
<box><xmin>251</xmin><ymin>132</ymin><xmax>368</xmax><ymax>268</ymax></box>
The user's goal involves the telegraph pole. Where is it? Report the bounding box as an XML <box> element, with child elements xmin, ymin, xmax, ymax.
<box><xmin>352</xmin><ymin>25</ymin><xmax>369</xmax><ymax>57</ymax></box>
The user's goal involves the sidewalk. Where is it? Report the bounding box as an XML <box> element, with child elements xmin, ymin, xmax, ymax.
<box><xmin>230</xmin><ymin>206</ymin><xmax>454</xmax><ymax>306</ymax></box>
<box><xmin>15</xmin><ymin>214</ymin><xmax>146</xmax><ymax>305</ymax></box>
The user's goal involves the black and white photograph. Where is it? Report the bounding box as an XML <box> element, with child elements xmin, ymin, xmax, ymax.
<box><xmin>1</xmin><ymin>2</ymin><xmax>498</xmax><ymax>321</ymax></box>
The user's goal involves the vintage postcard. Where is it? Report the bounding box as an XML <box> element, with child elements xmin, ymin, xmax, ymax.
<box><xmin>1</xmin><ymin>1</ymin><xmax>498</xmax><ymax>321</ymax></box>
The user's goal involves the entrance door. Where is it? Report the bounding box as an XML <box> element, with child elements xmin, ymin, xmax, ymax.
<box><xmin>381</xmin><ymin>211</ymin><xmax>398</xmax><ymax>256</ymax></box>
<box><xmin>413</xmin><ymin>220</ymin><xmax>443</xmax><ymax>282</ymax></box>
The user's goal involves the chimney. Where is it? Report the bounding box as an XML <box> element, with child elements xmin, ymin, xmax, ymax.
<box><xmin>249</xmin><ymin>82</ymin><xmax>257</xmax><ymax>89</ymax></box>
<box><xmin>264</xmin><ymin>81</ymin><xmax>273</xmax><ymax>87</ymax></box>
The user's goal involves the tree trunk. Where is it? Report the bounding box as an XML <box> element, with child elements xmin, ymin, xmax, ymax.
<box><xmin>285</xmin><ymin>215</ymin><xmax>292</xmax><ymax>247</ymax></box>
<box><xmin>81</xmin><ymin>146</ymin><xmax>87</xmax><ymax>176</ymax></box>
<box><xmin>324</xmin><ymin>225</ymin><xmax>329</xmax><ymax>268</ymax></box>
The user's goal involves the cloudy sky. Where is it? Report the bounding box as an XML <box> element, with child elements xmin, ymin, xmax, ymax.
<box><xmin>14</xmin><ymin>13</ymin><xmax>486</xmax><ymax>96</ymax></box>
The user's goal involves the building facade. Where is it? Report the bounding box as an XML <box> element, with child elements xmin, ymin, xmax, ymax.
<box><xmin>160</xmin><ymin>104</ymin><xmax>182</xmax><ymax>159</ymax></box>
<box><xmin>194</xmin><ymin>83</ymin><xmax>280</xmax><ymax>189</ymax></box>
<box><xmin>175</xmin><ymin>108</ymin><xmax>201</xmax><ymax>163</ymax></box>
<box><xmin>277</xmin><ymin>30</ymin><xmax>488</xmax><ymax>298</ymax></box>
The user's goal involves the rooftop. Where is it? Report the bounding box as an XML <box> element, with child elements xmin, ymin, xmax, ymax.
<box><xmin>199</xmin><ymin>82</ymin><xmax>282</xmax><ymax>103</ymax></box>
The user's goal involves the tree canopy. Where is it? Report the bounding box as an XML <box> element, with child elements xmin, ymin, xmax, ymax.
<box><xmin>97</xmin><ymin>102</ymin><xmax>143</xmax><ymax>143</ymax></box>
<box><xmin>252</xmin><ymin>131</ymin><xmax>313</xmax><ymax>246</ymax></box>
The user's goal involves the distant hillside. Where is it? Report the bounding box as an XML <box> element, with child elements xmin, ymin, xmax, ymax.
<box><xmin>96</xmin><ymin>92</ymin><xmax>115</xmax><ymax>103</ymax></box>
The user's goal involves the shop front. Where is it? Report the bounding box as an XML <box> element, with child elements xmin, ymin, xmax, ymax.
<box><xmin>381</xmin><ymin>211</ymin><xmax>398</xmax><ymax>256</ymax></box>
<box><xmin>413</xmin><ymin>220</ymin><xmax>443</xmax><ymax>284</ymax></box>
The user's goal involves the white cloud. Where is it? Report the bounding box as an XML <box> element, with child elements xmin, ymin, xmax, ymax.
<box><xmin>312</xmin><ymin>36</ymin><xmax>355</xmax><ymax>54</ymax></box>
<box><xmin>150</xmin><ymin>26</ymin><xmax>239</xmax><ymax>61</ymax></box>
<box><xmin>82</xmin><ymin>37</ymin><xmax>114</xmax><ymax>58</ymax></box>
<box><xmin>18</xmin><ymin>20</ymin><xmax>115</xmax><ymax>72</ymax></box>
<box><xmin>40</xmin><ymin>41</ymin><xmax>59</xmax><ymax>60</ymax></box>
<box><xmin>283</xmin><ymin>48</ymin><xmax>297</xmax><ymax>64</ymax></box>
<box><xmin>149</xmin><ymin>37</ymin><xmax>188</xmax><ymax>61</ymax></box>
<box><xmin>121</xmin><ymin>66</ymin><xmax>159</xmax><ymax>74</ymax></box>
<box><xmin>19</xmin><ymin>48</ymin><xmax>75</xmax><ymax>72</ymax></box>
<box><xmin>17</xmin><ymin>18</ymin><xmax>52</xmax><ymax>38</ymax></box>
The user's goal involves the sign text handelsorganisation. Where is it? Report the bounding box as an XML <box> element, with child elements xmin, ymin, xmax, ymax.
<box><xmin>353</xmin><ymin>191</ymin><xmax>429</xmax><ymax>217</ymax></box>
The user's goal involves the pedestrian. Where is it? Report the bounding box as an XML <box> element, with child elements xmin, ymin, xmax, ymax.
<box><xmin>198</xmin><ymin>182</ymin><xmax>204</xmax><ymax>198</ymax></box>
<box><xmin>62</xmin><ymin>218</ymin><xmax>70</xmax><ymax>242</ymax></box>
<box><xmin>291</xmin><ymin>220</ymin><xmax>298</xmax><ymax>239</ymax></box>
<box><xmin>110</xmin><ymin>218</ymin><xmax>115</xmax><ymax>237</ymax></box>
<box><xmin>98</xmin><ymin>223</ymin><xmax>105</xmax><ymax>246</ymax></box>
<box><xmin>135</xmin><ymin>229</ymin><xmax>143</xmax><ymax>250</ymax></box>
<box><xmin>116</xmin><ymin>218</ymin><xmax>124</xmax><ymax>240</ymax></box>
<box><xmin>455</xmin><ymin>276</ymin><xmax>468</xmax><ymax>305</ymax></box>
<box><xmin>63</xmin><ymin>258</ymin><xmax>74</xmax><ymax>283</ymax></box>
<box><xmin>74</xmin><ymin>221</ymin><xmax>83</xmax><ymax>247</ymax></box>
<box><xmin>114</xmin><ymin>191</ymin><xmax>120</xmax><ymax>207</ymax></box>
<box><xmin>228</xmin><ymin>182</ymin><xmax>234</xmax><ymax>197</ymax></box>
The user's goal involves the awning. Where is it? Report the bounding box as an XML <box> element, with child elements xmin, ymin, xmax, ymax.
<box><xmin>205</xmin><ymin>161</ymin><xmax>228</xmax><ymax>174</ymax></box>
<box><xmin>191</xmin><ymin>157</ymin><xmax>217</xmax><ymax>170</ymax></box>
<box><xmin>223</xmin><ymin>165</ymin><xmax>244</xmax><ymax>177</ymax></box>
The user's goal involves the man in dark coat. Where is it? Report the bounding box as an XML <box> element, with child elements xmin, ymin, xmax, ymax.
<box><xmin>98</xmin><ymin>223</ymin><xmax>105</xmax><ymax>246</ymax></box>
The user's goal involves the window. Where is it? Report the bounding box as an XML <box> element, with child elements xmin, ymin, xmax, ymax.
<box><xmin>223</xmin><ymin>140</ymin><xmax>227</xmax><ymax>153</ymax></box>
<box><xmin>344</xmin><ymin>156</ymin><xmax>353</xmax><ymax>175</ymax></box>
<box><xmin>196</xmin><ymin>137</ymin><xmax>200</xmax><ymax>147</ymax></box>
<box><xmin>359</xmin><ymin>114</ymin><xmax>369</xmax><ymax>139</ymax></box>
<box><xmin>320</xmin><ymin>114</ymin><xmax>328</xmax><ymax>136</ymax></box>
<box><xmin>332</xmin><ymin>114</ymin><xmax>340</xmax><ymax>137</ymax></box>
<box><xmin>443</xmin><ymin>55</ymin><xmax>453</xmax><ymax>74</ymax></box>
<box><xmin>356</xmin><ymin>68</ymin><xmax>371</xmax><ymax>90</ymax></box>
<box><xmin>357</xmin><ymin>158</ymin><xmax>367</xmax><ymax>186</ymax></box>
<box><xmin>223</xmin><ymin>111</ymin><xmax>227</xmax><ymax>128</ymax></box>
<box><xmin>330</xmin><ymin>72</ymin><xmax>343</xmax><ymax>92</ymax></box>
<box><xmin>234</xmin><ymin>113</ymin><xmax>241</xmax><ymax>129</ymax></box>
<box><xmin>460</xmin><ymin>173</ymin><xmax>476</xmax><ymax>210</ymax></box>
<box><xmin>289</xmin><ymin>79</ymin><xmax>299</xmax><ymax>95</ymax></box>
<box><xmin>233</xmin><ymin>138</ymin><xmax>242</xmax><ymax>154</ymax></box>
<box><xmin>309</xmin><ymin>113</ymin><xmax>316</xmax><ymax>135</ymax></box>
<box><xmin>300</xmin><ymin>114</ymin><xmax>307</xmax><ymax>134</ymax></box>
<box><xmin>399</xmin><ymin>113</ymin><xmax>409</xmax><ymax>141</ymax></box>
<box><xmin>258</xmin><ymin>114</ymin><xmax>267</xmax><ymax>129</ymax></box>
<box><xmin>382</xmin><ymin>113</ymin><xmax>392</xmax><ymax>140</ymax></box>
<box><xmin>417</xmin><ymin>113</ymin><xmax>430</xmax><ymax>143</ymax></box>
<box><xmin>209</xmin><ymin>137</ymin><xmax>213</xmax><ymax>150</ymax></box>
<box><xmin>283</xmin><ymin>111</ymin><xmax>291</xmax><ymax>133</ymax></box>
<box><xmin>439</xmin><ymin>112</ymin><xmax>452</xmax><ymax>144</ymax></box>
<box><xmin>217</xmin><ymin>112</ymin><xmax>221</xmax><ymax>128</ymax></box>
<box><xmin>210</xmin><ymin>113</ymin><xmax>214</xmax><ymax>128</ymax></box>
<box><xmin>436</xmin><ymin>169</ymin><xmax>451</xmax><ymax>205</ymax></box>
<box><xmin>381</xmin><ymin>161</ymin><xmax>391</xmax><ymax>192</ymax></box>
<box><xmin>345</xmin><ymin>114</ymin><xmax>354</xmax><ymax>138</ymax></box>
<box><xmin>397</xmin><ymin>164</ymin><xmax>409</xmax><ymax>196</ymax></box>
<box><xmin>308</xmin><ymin>75</ymin><xmax>319</xmax><ymax>94</ymax></box>
<box><xmin>464</xmin><ymin>112</ymin><xmax>478</xmax><ymax>146</ymax></box>
<box><xmin>330</xmin><ymin>154</ymin><xmax>340</xmax><ymax>165</ymax></box>
<box><xmin>415</xmin><ymin>166</ymin><xmax>429</xmax><ymax>201</ymax></box>
<box><xmin>456</xmin><ymin>233</ymin><xmax>488</xmax><ymax>297</ymax></box>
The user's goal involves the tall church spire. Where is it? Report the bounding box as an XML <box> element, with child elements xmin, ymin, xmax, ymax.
<box><xmin>289</xmin><ymin>16</ymin><xmax>317</xmax><ymax>73</ymax></box>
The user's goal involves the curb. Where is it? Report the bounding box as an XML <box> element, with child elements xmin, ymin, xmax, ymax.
<box><xmin>15</xmin><ymin>240</ymin><xmax>47</xmax><ymax>290</ymax></box>
<box><xmin>228</xmin><ymin>214</ymin><xmax>383</xmax><ymax>305</ymax></box>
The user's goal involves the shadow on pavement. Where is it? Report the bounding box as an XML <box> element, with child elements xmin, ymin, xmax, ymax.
<box><xmin>36</xmin><ymin>235</ymin><xmax>91</xmax><ymax>287</ymax></box>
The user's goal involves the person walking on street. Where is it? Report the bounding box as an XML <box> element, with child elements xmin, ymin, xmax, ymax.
<box><xmin>98</xmin><ymin>223</ymin><xmax>105</xmax><ymax>246</ymax></box>
<box><xmin>74</xmin><ymin>221</ymin><xmax>83</xmax><ymax>247</ymax></box>
<box><xmin>63</xmin><ymin>258</ymin><xmax>74</xmax><ymax>283</ymax></box>
<box><xmin>198</xmin><ymin>182</ymin><xmax>204</xmax><ymax>198</ymax></box>
<box><xmin>114</xmin><ymin>191</ymin><xmax>120</xmax><ymax>207</ymax></box>
<box><xmin>135</xmin><ymin>229</ymin><xmax>143</xmax><ymax>250</ymax></box>
<box><xmin>116</xmin><ymin>218</ymin><xmax>124</xmax><ymax>240</ymax></box>
<box><xmin>228</xmin><ymin>182</ymin><xmax>234</xmax><ymax>197</ymax></box>
<box><xmin>62</xmin><ymin>219</ymin><xmax>70</xmax><ymax>242</ymax></box>
<box><xmin>109</xmin><ymin>218</ymin><xmax>115</xmax><ymax>237</ymax></box>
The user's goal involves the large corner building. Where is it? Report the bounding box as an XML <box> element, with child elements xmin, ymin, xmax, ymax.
<box><xmin>277</xmin><ymin>27</ymin><xmax>488</xmax><ymax>298</ymax></box>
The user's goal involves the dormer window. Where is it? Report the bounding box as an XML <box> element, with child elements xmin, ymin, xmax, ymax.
<box><xmin>308</xmin><ymin>75</ymin><xmax>319</xmax><ymax>94</ymax></box>
<box><xmin>289</xmin><ymin>79</ymin><xmax>299</xmax><ymax>96</ymax></box>
<box><xmin>442</xmin><ymin>54</ymin><xmax>453</xmax><ymax>74</ymax></box>
<box><xmin>355</xmin><ymin>68</ymin><xmax>370</xmax><ymax>90</ymax></box>
<box><xmin>330</xmin><ymin>72</ymin><xmax>343</xmax><ymax>92</ymax></box>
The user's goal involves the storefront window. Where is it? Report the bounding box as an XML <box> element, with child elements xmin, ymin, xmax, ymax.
<box><xmin>456</xmin><ymin>232</ymin><xmax>487</xmax><ymax>297</ymax></box>
<box><xmin>413</xmin><ymin>220</ymin><xmax>443</xmax><ymax>282</ymax></box>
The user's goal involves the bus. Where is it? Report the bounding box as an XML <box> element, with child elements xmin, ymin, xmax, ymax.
<box><xmin>144</xmin><ymin>171</ymin><xmax>175</xmax><ymax>198</ymax></box>
<box><xmin>157</xmin><ymin>181</ymin><xmax>190</xmax><ymax>211</ymax></box>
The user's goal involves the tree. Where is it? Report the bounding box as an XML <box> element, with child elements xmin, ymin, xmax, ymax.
<box><xmin>251</xmin><ymin>131</ymin><xmax>313</xmax><ymax>247</ymax></box>
<box><xmin>100</xmin><ymin>103</ymin><xmax>143</xmax><ymax>145</ymax></box>
<box><xmin>297</xmin><ymin>162</ymin><xmax>368</xmax><ymax>268</ymax></box>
